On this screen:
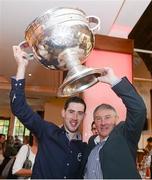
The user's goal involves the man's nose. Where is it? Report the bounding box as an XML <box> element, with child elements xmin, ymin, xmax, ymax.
<box><xmin>73</xmin><ymin>113</ymin><xmax>78</xmax><ymax>119</ymax></box>
<box><xmin>100</xmin><ymin>119</ymin><xmax>106</xmax><ymax>125</ymax></box>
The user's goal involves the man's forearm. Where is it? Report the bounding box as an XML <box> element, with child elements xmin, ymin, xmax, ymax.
<box><xmin>112</xmin><ymin>77</ymin><xmax>146</xmax><ymax>143</ymax></box>
<box><xmin>16</xmin><ymin>65</ymin><xmax>26</xmax><ymax>80</ymax></box>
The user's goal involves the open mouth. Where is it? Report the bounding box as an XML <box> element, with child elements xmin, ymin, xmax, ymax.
<box><xmin>70</xmin><ymin>121</ymin><xmax>78</xmax><ymax>128</ymax></box>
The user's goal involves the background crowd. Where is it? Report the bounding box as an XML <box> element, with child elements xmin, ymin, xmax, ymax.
<box><xmin>0</xmin><ymin>133</ymin><xmax>37</xmax><ymax>179</ymax></box>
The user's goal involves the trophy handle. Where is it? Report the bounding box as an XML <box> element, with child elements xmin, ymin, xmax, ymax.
<box><xmin>18</xmin><ymin>41</ymin><xmax>34</xmax><ymax>60</ymax></box>
<box><xmin>86</xmin><ymin>16</ymin><xmax>100</xmax><ymax>32</ymax></box>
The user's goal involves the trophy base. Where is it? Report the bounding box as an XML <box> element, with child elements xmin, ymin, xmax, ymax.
<box><xmin>57</xmin><ymin>66</ymin><xmax>103</xmax><ymax>97</ymax></box>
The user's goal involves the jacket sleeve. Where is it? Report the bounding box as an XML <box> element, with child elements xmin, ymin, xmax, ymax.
<box><xmin>10</xmin><ymin>78</ymin><xmax>46</xmax><ymax>139</ymax></box>
<box><xmin>112</xmin><ymin>77</ymin><xmax>147</xmax><ymax>146</ymax></box>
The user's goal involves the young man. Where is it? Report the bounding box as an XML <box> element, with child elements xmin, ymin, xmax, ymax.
<box><xmin>84</xmin><ymin>68</ymin><xmax>146</xmax><ymax>179</ymax></box>
<box><xmin>10</xmin><ymin>46</ymin><xmax>87</xmax><ymax>179</ymax></box>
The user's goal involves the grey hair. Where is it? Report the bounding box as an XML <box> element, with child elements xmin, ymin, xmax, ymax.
<box><xmin>93</xmin><ymin>103</ymin><xmax>117</xmax><ymax>118</ymax></box>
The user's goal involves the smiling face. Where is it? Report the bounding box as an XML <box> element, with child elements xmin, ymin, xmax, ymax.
<box><xmin>94</xmin><ymin>108</ymin><xmax>118</xmax><ymax>140</ymax></box>
<box><xmin>62</xmin><ymin>102</ymin><xmax>85</xmax><ymax>133</ymax></box>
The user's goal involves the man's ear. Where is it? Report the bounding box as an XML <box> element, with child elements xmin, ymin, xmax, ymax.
<box><xmin>61</xmin><ymin>109</ymin><xmax>65</xmax><ymax>118</ymax></box>
<box><xmin>83</xmin><ymin>112</ymin><xmax>86</xmax><ymax>119</ymax></box>
<box><xmin>115</xmin><ymin>115</ymin><xmax>119</xmax><ymax>124</ymax></box>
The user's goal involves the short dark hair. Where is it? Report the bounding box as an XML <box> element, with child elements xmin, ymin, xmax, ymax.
<box><xmin>93</xmin><ymin>103</ymin><xmax>117</xmax><ymax>118</ymax></box>
<box><xmin>64</xmin><ymin>96</ymin><xmax>86</xmax><ymax>112</ymax></box>
<box><xmin>147</xmin><ymin>137</ymin><xmax>152</xmax><ymax>143</ymax></box>
<box><xmin>0</xmin><ymin>134</ymin><xmax>5</xmax><ymax>139</ymax></box>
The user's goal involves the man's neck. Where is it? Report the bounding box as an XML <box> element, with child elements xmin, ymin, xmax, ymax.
<box><xmin>94</xmin><ymin>135</ymin><xmax>109</xmax><ymax>145</ymax></box>
<box><xmin>100</xmin><ymin>136</ymin><xmax>109</xmax><ymax>141</ymax></box>
<box><xmin>64</xmin><ymin>126</ymin><xmax>81</xmax><ymax>141</ymax></box>
<box><xmin>68</xmin><ymin>132</ymin><xmax>78</xmax><ymax>141</ymax></box>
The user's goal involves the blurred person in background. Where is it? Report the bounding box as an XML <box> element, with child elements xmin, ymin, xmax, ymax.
<box><xmin>23</xmin><ymin>136</ymin><xmax>30</xmax><ymax>145</ymax></box>
<box><xmin>12</xmin><ymin>133</ymin><xmax>38</xmax><ymax>179</ymax></box>
<box><xmin>144</xmin><ymin>137</ymin><xmax>152</xmax><ymax>155</ymax></box>
<box><xmin>0</xmin><ymin>135</ymin><xmax>17</xmax><ymax>175</ymax></box>
<box><xmin>143</xmin><ymin>137</ymin><xmax>152</xmax><ymax>178</ymax></box>
<box><xmin>91</xmin><ymin>121</ymin><xmax>98</xmax><ymax>136</ymax></box>
<box><xmin>14</xmin><ymin>136</ymin><xmax>22</xmax><ymax>152</ymax></box>
<box><xmin>0</xmin><ymin>134</ymin><xmax>6</xmax><ymax>164</ymax></box>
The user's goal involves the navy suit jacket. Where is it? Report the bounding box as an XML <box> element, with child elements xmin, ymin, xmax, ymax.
<box><xmin>10</xmin><ymin>78</ymin><xmax>87</xmax><ymax>179</ymax></box>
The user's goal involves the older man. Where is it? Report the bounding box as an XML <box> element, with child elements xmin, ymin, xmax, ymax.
<box><xmin>83</xmin><ymin>67</ymin><xmax>146</xmax><ymax>179</ymax></box>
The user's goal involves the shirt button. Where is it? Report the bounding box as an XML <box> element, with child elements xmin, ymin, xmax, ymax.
<box><xmin>67</xmin><ymin>163</ymin><xmax>70</xmax><ymax>166</ymax></box>
<box><xmin>70</xmin><ymin>150</ymin><xmax>72</xmax><ymax>153</ymax></box>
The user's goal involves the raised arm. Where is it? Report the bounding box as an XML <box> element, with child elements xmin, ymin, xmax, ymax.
<box><xmin>13</xmin><ymin>46</ymin><xmax>29</xmax><ymax>80</ymax></box>
<box><xmin>98</xmin><ymin>67</ymin><xmax>146</xmax><ymax>145</ymax></box>
<box><xmin>10</xmin><ymin>46</ymin><xmax>46</xmax><ymax>138</ymax></box>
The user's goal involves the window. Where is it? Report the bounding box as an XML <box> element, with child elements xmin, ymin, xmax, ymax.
<box><xmin>0</xmin><ymin>117</ymin><xmax>10</xmax><ymax>135</ymax></box>
<box><xmin>13</xmin><ymin>117</ymin><xmax>30</xmax><ymax>141</ymax></box>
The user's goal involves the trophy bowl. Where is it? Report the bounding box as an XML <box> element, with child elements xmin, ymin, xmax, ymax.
<box><xmin>20</xmin><ymin>7</ymin><xmax>102</xmax><ymax>97</ymax></box>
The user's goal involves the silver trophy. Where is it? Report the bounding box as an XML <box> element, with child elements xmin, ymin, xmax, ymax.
<box><xmin>19</xmin><ymin>7</ymin><xmax>102</xmax><ymax>97</ymax></box>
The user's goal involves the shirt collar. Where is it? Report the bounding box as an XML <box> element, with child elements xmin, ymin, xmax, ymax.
<box><xmin>61</xmin><ymin>126</ymin><xmax>82</xmax><ymax>140</ymax></box>
<box><xmin>66</xmin><ymin>131</ymin><xmax>82</xmax><ymax>140</ymax></box>
<box><xmin>94</xmin><ymin>135</ymin><xmax>109</xmax><ymax>145</ymax></box>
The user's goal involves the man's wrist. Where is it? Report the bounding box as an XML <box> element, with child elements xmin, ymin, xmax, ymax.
<box><xmin>16</xmin><ymin>66</ymin><xmax>26</xmax><ymax>80</ymax></box>
<box><xmin>111</xmin><ymin>78</ymin><xmax>122</xmax><ymax>87</ymax></box>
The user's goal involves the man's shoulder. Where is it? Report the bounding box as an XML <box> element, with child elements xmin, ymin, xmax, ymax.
<box><xmin>88</xmin><ymin>135</ymin><xmax>97</xmax><ymax>144</ymax></box>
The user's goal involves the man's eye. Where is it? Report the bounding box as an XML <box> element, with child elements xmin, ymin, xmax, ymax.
<box><xmin>69</xmin><ymin>110</ymin><xmax>74</xmax><ymax>113</ymax></box>
<box><xmin>104</xmin><ymin>116</ymin><xmax>111</xmax><ymax>120</ymax></box>
<box><xmin>95</xmin><ymin>117</ymin><xmax>101</xmax><ymax>121</ymax></box>
<box><xmin>78</xmin><ymin>112</ymin><xmax>84</xmax><ymax>116</ymax></box>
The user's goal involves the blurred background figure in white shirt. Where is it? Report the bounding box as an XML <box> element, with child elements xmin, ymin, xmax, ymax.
<box><xmin>12</xmin><ymin>133</ymin><xmax>38</xmax><ymax>179</ymax></box>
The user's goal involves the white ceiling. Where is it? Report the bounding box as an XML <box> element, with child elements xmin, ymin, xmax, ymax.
<box><xmin>0</xmin><ymin>0</ymin><xmax>151</xmax><ymax>109</ymax></box>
